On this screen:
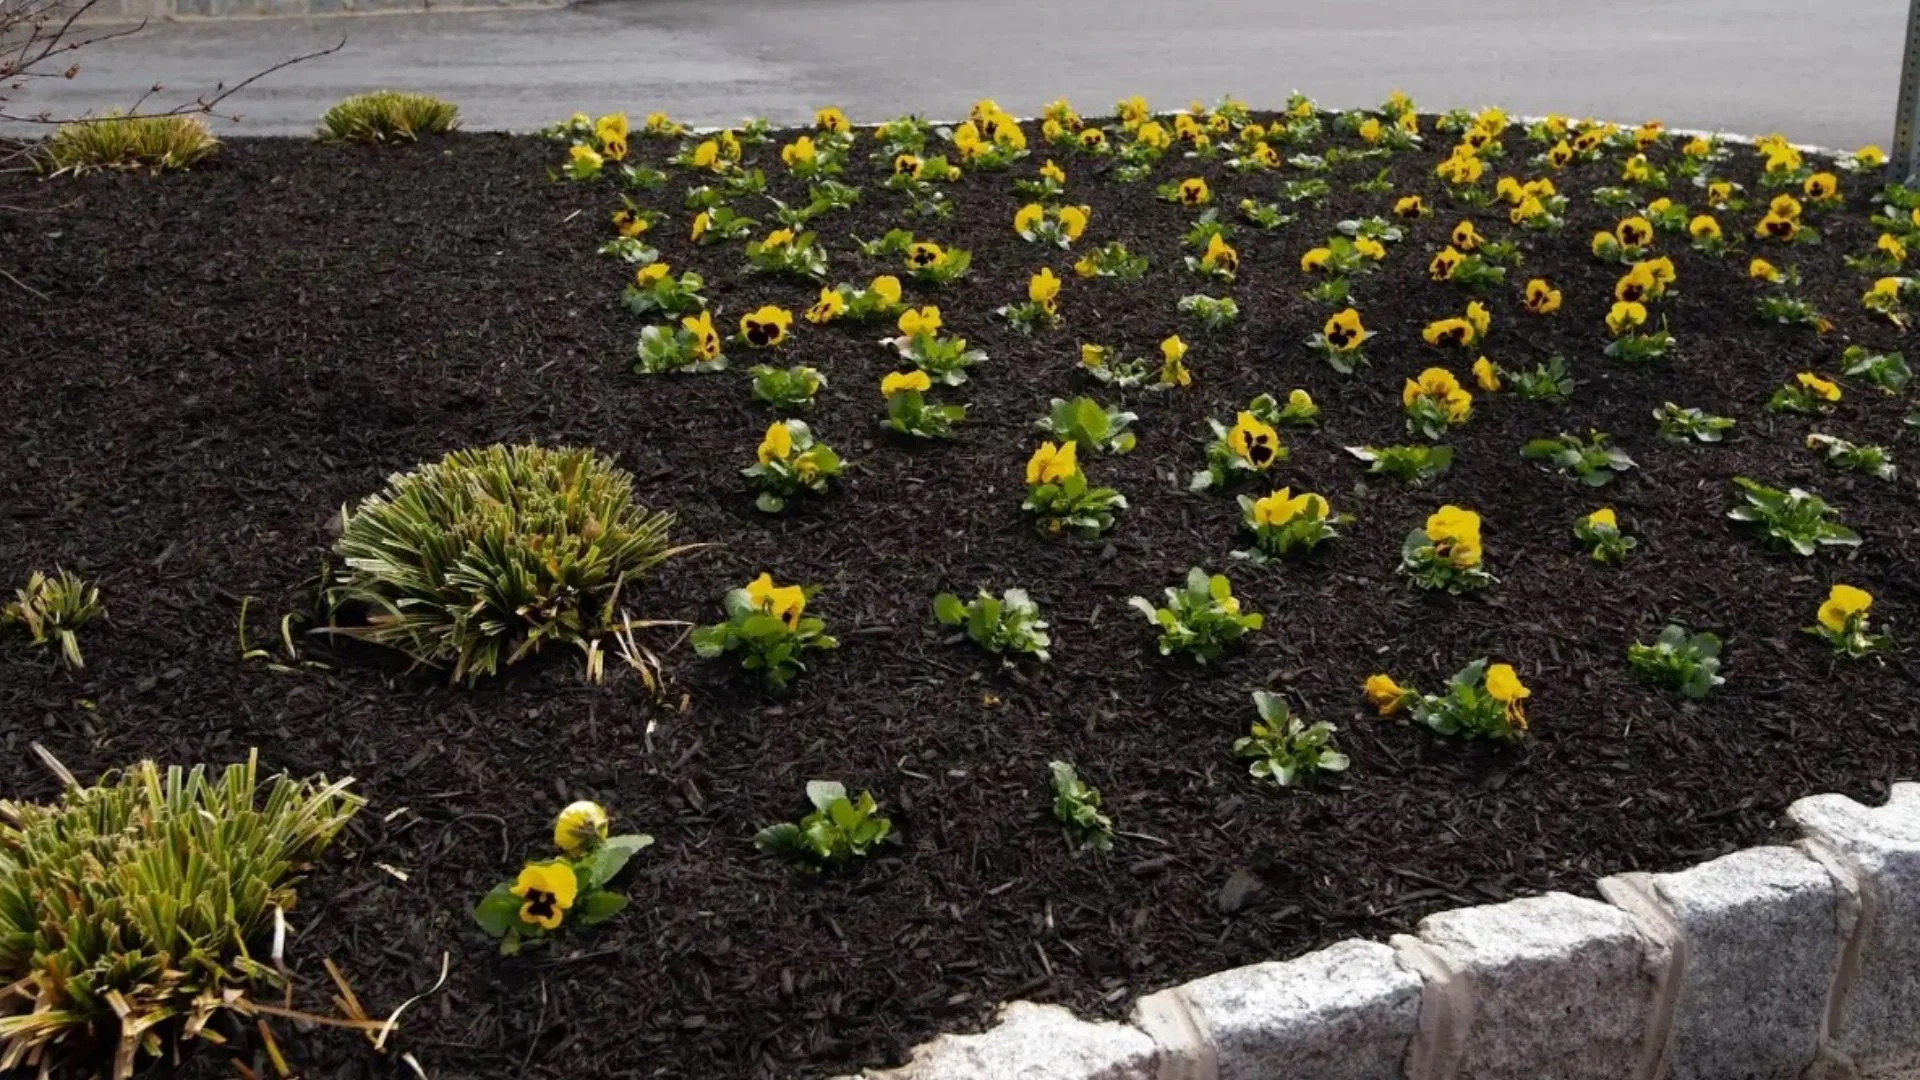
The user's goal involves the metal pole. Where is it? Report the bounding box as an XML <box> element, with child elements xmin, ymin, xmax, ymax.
<box><xmin>1894</xmin><ymin>0</ymin><xmax>1920</xmax><ymax>183</ymax></box>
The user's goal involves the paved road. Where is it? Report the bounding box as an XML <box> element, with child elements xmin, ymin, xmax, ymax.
<box><xmin>12</xmin><ymin>0</ymin><xmax>1910</xmax><ymax>146</ymax></box>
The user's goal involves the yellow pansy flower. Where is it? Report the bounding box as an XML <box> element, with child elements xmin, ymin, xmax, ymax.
<box><xmin>1856</xmin><ymin>145</ymin><xmax>1887</xmax><ymax>169</ymax></box>
<box><xmin>1585</xmin><ymin>507</ymin><xmax>1618</xmax><ymax>530</ymax></box>
<box><xmin>814</xmin><ymin>106</ymin><xmax>850</xmax><ymax>133</ymax></box>
<box><xmin>1029</xmin><ymin>268</ymin><xmax>1061</xmax><ymax>306</ymax></box>
<box><xmin>805</xmin><ymin>287</ymin><xmax>846</xmax><ymax>324</ymax></box>
<box><xmin>780</xmin><ymin>136</ymin><xmax>816</xmax><ymax>167</ymax></box>
<box><xmin>1749</xmin><ymin>258</ymin><xmax>1783</xmax><ymax>283</ymax></box>
<box><xmin>744</xmin><ymin>572</ymin><xmax>807</xmax><ymax>628</ymax></box>
<box><xmin>760</xmin><ymin>228</ymin><xmax>795</xmax><ymax>250</ymax></box>
<box><xmin>1606</xmin><ymin>301</ymin><xmax>1648</xmax><ymax>335</ymax></box>
<box><xmin>1057</xmin><ymin>204</ymin><xmax>1090</xmax><ymax>240</ymax></box>
<box><xmin>1524</xmin><ymin>278</ymin><xmax>1562</xmax><ymax>314</ymax></box>
<box><xmin>690</xmin><ymin>211</ymin><xmax>710</xmax><ymax>242</ymax></box>
<box><xmin>1040</xmin><ymin>159</ymin><xmax>1066</xmax><ymax>184</ymax></box>
<box><xmin>691</xmin><ymin>140</ymin><xmax>720</xmax><ymax>169</ymax></box>
<box><xmin>1323</xmin><ymin>308</ymin><xmax>1367</xmax><ymax>351</ymax></box>
<box><xmin>1818</xmin><ymin>584</ymin><xmax>1873</xmax><ymax>633</ymax></box>
<box><xmin>740</xmin><ymin>306</ymin><xmax>793</xmax><ymax>348</ymax></box>
<box><xmin>1615</xmin><ymin>216</ymin><xmax>1653</xmax><ymax>248</ymax></box>
<box><xmin>1425</xmin><ymin>505</ymin><xmax>1483</xmax><ymax>568</ymax></box>
<box><xmin>1364</xmin><ymin>674</ymin><xmax>1409</xmax><ymax>715</ymax></box>
<box><xmin>512</xmin><ymin>861</ymin><xmax>578</xmax><ymax>930</ymax></box>
<box><xmin>1796</xmin><ymin>372</ymin><xmax>1841</xmax><ymax>401</ymax></box>
<box><xmin>1026</xmin><ymin>440</ymin><xmax>1079</xmax><ymax>485</ymax></box>
<box><xmin>1484</xmin><ymin>663</ymin><xmax>1530</xmax><ymax>729</ymax></box>
<box><xmin>1472</xmin><ymin>357</ymin><xmax>1500</xmax><ymax>392</ymax></box>
<box><xmin>869</xmin><ymin>275</ymin><xmax>903</xmax><ymax>306</ymax></box>
<box><xmin>1353</xmin><ymin>237</ymin><xmax>1387</xmax><ymax>261</ymax></box>
<box><xmin>1450</xmin><ymin>220</ymin><xmax>1483</xmax><ymax>251</ymax></box>
<box><xmin>1879</xmin><ymin>234</ymin><xmax>1907</xmax><ymax>262</ymax></box>
<box><xmin>1226</xmin><ymin>412</ymin><xmax>1281</xmax><ymax>468</ymax></box>
<box><xmin>881</xmin><ymin>370</ymin><xmax>931</xmax><ymax>398</ymax></box>
<box><xmin>1201</xmin><ymin>233</ymin><xmax>1239</xmax><ymax>275</ymax></box>
<box><xmin>1014</xmin><ymin>203</ymin><xmax>1045</xmax><ymax>234</ymax></box>
<box><xmin>1177</xmin><ymin>177</ymin><xmax>1210</xmax><ymax>205</ymax></box>
<box><xmin>1394</xmin><ymin>195</ymin><xmax>1427</xmax><ymax>218</ymax></box>
<box><xmin>898</xmin><ymin>306</ymin><xmax>942</xmax><ymax>338</ymax></box>
<box><xmin>554</xmin><ymin>801</ymin><xmax>609</xmax><ymax>856</ymax></box>
<box><xmin>906</xmin><ymin>241</ymin><xmax>945</xmax><ymax>269</ymax></box>
<box><xmin>757</xmin><ymin>421</ymin><xmax>794</xmax><ymax>464</ymax></box>
<box><xmin>1423</xmin><ymin>318</ymin><xmax>1475</xmax><ymax>348</ymax></box>
<box><xmin>635</xmin><ymin>262</ymin><xmax>670</xmax><ymax>287</ymax></box>
<box><xmin>1301</xmin><ymin>247</ymin><xmax>1332</xmax><ymax>272</ymax></box>
<box><xmin>1804</xmin><ymin>172</ymin><xmax>1838</xmax><ymax>200</ymax></box>
<box><xmin>1430</xmin><ymin>247</ymin><xmax>1464</xmax><ymax>282</ymax></box>
<box><xmin>682</xmin><ymin>311</ymin><xmax>721</xmax><ymax>359</ymax></box>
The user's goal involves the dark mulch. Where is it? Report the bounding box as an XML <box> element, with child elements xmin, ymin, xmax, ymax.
<box><xmin>2</xmin><ymin>116</ymin><xmax>1917</xmax><ymax>1080</ymax></box>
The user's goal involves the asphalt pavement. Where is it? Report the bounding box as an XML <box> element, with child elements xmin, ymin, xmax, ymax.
<box><xmin>10</xmin><ymin>0</ymin><xmax>1910</xmax><ymax>146</ymax></box>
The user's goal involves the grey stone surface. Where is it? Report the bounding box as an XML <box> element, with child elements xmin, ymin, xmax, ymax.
<box><xmin>1132</xmin><ymin>940</ymin><xmax>1420</xmax><ymax>1080</ymax></box>
<box><xmin>1413</xmin><ymin>892</ymin><xmax>1657</xmax><ymax>1080</ymax></box>
<box><xmin>1790</xmin><ymin>782</ymin><xmax>1920</xmax><ymax>1075</ymax></box>
<box><xmin>859</xmin><ymin>1000</ymin><xmax>1157</xmax><ymax>1080</ymax></box>
<box><xmin>1612</xmin><ymin>846</ymin><xmax>1844</xmax><ymax>1080</ymax></box>
<box><xmin>27</xmin><ymin>0</ymin><xmax>1907</xmax><ymax>145</ymax></box>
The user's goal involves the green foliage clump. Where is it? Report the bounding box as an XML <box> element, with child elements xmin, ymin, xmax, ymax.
<box><xmin>42</xmin><ymin>114</ymin><xmax>219</xmax><ymax>175</ymax></box>
<box><xmin>933</xmin><ymin>587</ymin><xmax>1050</xmax><ymax>662</ymax></box>
<box><xmin>317</xmin><ymin>91</ymin><xmax>460</xmax><ymax>143</ymax></box>
<box><xmin>1128</xmin><ymin>567</ymin><xmax>1262</xmax><ymax>664</ymax></box>
<box><xmin>3</xmin><ymin>569</ymin><xmax>104</xmax><ymax>670</ymax></box>
<box><xmin>754</xmin><ymin>781</ymin><xmax>891</xmax><ymax>872</ymax></box>
<box><xmin>1628</xmin><ymin>624</ymin><xmax>1726</xmax><ymax>697</ymax></box>
<box><xmin>0</xmin><ymin>751</ymin><xmax>361</xmax><ymax>1079</ymax></box>
<box><xmin>328</xmin><ymin>444</ymin><xmax>693</xmax><ymax>684</ymax></box>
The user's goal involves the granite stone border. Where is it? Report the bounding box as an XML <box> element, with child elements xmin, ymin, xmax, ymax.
<box><xmin>848</xmin><ymin>782</ymin><xmax>1920</xmax><ymax>1080</ymax></box>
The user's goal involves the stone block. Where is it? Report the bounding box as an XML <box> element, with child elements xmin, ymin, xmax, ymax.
<box><xmin>1604</xmin><ymin>845</ymin><xmax>1843</xmax><ymax>1079</ymax></box>
<box><xmin>1788</xmin><ymin>782</ymin><xmax>1920</xmax><ymax>1075</ymax></box>
<box><xmin>1132</xmin><ymin>939</ymin><xmax>1420</xmax><ymax>1080</ymax></box>
<box><xmin>860</xmin><ymin>1000</ymin><xmax>1157</xmax><ymax>1080</ymax></box>
<box><xmin>1410</xmin><ymin>891</ymin><xmax>1658</xmax><ymax>1080</ymax></box>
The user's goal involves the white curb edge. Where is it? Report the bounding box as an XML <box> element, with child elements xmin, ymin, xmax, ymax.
<box><xmin>847</xmin><ymin>782</ymin><xmax>1920</xmax><ymax>1080</ymax></box>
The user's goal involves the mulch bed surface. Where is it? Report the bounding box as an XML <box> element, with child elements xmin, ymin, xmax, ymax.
<box><xmin>2</xmin><ymin>120</ymin><xmax>1917</xmax><ymax>1079</ymax></box>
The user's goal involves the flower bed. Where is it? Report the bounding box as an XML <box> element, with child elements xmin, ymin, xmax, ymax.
<box><xmin>1</xmin><ymin>95</ymin><xmax>1916</xmax><ymax>1078</ymax></box>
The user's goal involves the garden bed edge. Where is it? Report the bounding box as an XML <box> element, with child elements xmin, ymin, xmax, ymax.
<box><xmin>849</xmin><ymin>780</ymin><xmax>1920</xmax><ymax>1080</ymax></box>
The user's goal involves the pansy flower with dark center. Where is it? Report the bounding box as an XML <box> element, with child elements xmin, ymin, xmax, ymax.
<box><xmin>1524</xmin><ymin>278</ymin><xmax>1562</xmax><ymax>314</ymax></box>
<box><xmin>511</xmin><ymin>861</ymin><xmax>578</xmax><ymax>931</ymax></box>
<box><xmin>907</xmin><ymin>242</ymin><xmax>944</xmax><ymax>269</ymax></box>
<box><xmin>739</xmin><ymin>306</ymin><xmax>794</xmax><ymax>349</ymax></box>
<box><xmin>1227</xmin><ymin>412</ymin><xmax>1281</xmax><ymax>469</ymax></box>
<box><xmin>1323</xmin><ymin>308</ymin><xmax>1368</xmax><ymax>351</ymax></box>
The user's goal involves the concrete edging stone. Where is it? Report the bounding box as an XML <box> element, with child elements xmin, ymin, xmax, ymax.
<box><xmin>851</xmin><ymin>783</ymin><xmax>1920</xmax><ymax>1080</ymax></box>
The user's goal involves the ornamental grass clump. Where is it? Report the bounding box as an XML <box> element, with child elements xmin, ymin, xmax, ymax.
<box><xmin>41</xmin><ymin>114</ymin><xmax>219</xmax><ymax>175</ymax></box>
<box><xmin>3</xmin><ymin>569</ymin><xmax>104</xmax><ymax>671</ymax></box>
<box><xmin>328</xmin><ymin>444</ymin><xmax>694</xmax><ymax>685</ymax></box>
<box><xmin>316</xmin><ymin>91</ymin><xmax>460</xmax><ymax>143</ymax></box>
<box><xmin>0</xmin><ymin>752</ymin><xmax>361</xmax><ymax>1079</ymax></box>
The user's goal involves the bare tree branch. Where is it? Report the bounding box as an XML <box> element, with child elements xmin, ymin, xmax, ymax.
<box><xmin>0</xmin><ymin>0</ymin><xmax>349</xmax><ymax>294</ymax></box>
